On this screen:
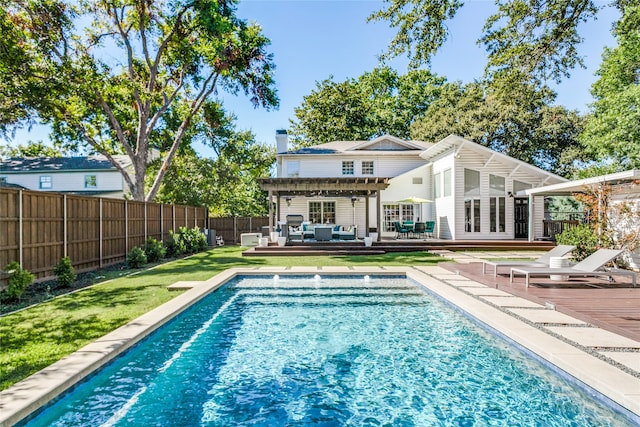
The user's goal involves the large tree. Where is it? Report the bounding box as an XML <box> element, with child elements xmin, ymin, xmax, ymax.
<box><xmin>580</xmin><ymin>4</ymin><xmax>640</xmax><ymax>171</ymax></box>
<box><xmin>410</xmin><ymin>81</ymin><xmax>585</xmax><ymax>175</ymax></box>
<box><xmin>289</xmin><ymin>67</ymin><xmax>446</xmax><ymax>147</ymax></box>
<box><xmin>1</xmin><ymin>0</ymin><xmax>278</xmax><ymax>201</ymax></box>
<box><xmin>152</xmin><ymin>106</ymin><xmax>274</xmax><ymax>216</ymax></box>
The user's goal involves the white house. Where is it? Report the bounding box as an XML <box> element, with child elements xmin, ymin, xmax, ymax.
<box><xmin>0</xmin><ymin>155</ymin><xmax>131</xmax><ymax>198</ymax></box>
<box><xmin>260</xmin><ymin>132</ymin><xmax>567</xmax><ymax>241</ymax></box>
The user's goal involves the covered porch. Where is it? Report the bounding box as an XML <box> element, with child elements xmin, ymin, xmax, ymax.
<box><xmin>258</xmin><ymin>177</ymin><xmax>392</xmax><ymax>242</ymax></box>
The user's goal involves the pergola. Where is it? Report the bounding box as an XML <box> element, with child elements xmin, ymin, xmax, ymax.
<box><xmin>258</xmin><ymin>177</ymin><xmax>392</xmax><ymax>240</ymax></box>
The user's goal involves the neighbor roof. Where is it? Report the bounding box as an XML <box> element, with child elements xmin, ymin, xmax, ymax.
<box><xmin>0</xmin><ymin>155</ymin><xmax>132</xmax><ymax>173</ymax></box>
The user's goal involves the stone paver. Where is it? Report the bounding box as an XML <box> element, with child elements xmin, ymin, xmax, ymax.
<box><xmin>507</xmin><ymin>308</ymin><xmax>588</xmax><ymax>325</ymax></box>
<box><xmin>545</xmin><ymin>326</ymin><xmax>640</xmax><ymax>349</ymax></box>
<box><xmin>599</xmin><ymin>352</ymin><xmax>640</xmax><ymax>372</ymax></box>
<box><xmin>481</xmin><ymin>296</ymin><xmax>544</xmax><ymax>308</ymax></box>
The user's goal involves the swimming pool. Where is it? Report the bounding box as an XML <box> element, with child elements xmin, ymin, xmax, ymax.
<box><xmin>19</xmin><ymin>274</ymin><xmax>636</xmax><ymax>426</ymax></box>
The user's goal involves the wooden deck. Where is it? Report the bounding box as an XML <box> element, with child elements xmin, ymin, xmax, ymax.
<box><xmin>243</xmin><ymin>239</ymin><xmax>556</xmax><ymax>256</ymax></box>
<box><xmin>442</xmin><ymin>261</ymin><xmax>640</xmax><ymax>342</ymax></box>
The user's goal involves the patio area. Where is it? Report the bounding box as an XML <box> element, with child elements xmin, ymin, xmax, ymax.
<box><xmin>437</xmin><ymin>257</ymin><xmax>640</xmax><ymax>343</ymax></box>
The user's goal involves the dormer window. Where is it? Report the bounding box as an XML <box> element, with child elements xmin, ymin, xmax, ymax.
<box><xmin>342</xmin><ymin>161</ymin><xmax>354</xmax><ymax>175</ymax></box>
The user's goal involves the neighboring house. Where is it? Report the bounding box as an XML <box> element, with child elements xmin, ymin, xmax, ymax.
<box><xmin>0</xmin><ymin>155</ymin><xmax>131</xmax><ymax>198</ymax></box>
<box><xmin>260</xmin><ymin>132</ymin><xmax>567</xmax><ymax>240</ymax></box>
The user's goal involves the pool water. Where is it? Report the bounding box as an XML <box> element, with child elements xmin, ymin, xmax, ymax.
<box><xmin>23</xmin><ymin>275</ymin><xmax>635</xmax><ymax>426</ymax></box>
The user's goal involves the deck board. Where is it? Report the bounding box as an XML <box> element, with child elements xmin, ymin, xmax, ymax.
<box><xmin>442</xmin><ymin>262</ymin><xmax>640</xmax><ymax>342</ymax></box>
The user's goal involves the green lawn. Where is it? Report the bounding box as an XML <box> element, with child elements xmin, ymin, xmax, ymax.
<box><xmin>0</xmin><ymin>246</ymin><xmax>441</xmax><ymax>390</ymax></box>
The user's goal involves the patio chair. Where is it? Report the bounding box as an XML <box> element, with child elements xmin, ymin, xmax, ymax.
<box><xmin>424</xmin><ymin>221</ymin><xmax>435</xmax><ymax>238</ymax></box>
<box><xmin>482</xmin><ymin>244</ymin><xmax>576</xmax><ymax>277</ymax></box>
<box><xmin>413</xmin><ymin>222</ymin><xmax>426</xmax><ymax>238</ymax></box>
<box><xmin>394</xmin><ymin>221</ymin><xmax>412</xmax><ymax>239</ymax></box>
<box><xmin>509</xmin><ymin>248</ymin><xmax>636</xmax><ymax>288</ymax></box>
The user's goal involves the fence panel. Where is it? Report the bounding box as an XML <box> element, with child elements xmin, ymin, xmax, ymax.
<box><xmin>208</xmin><ymin>216</ymin><xmax>269</xmax><ymax>244</ymax></box>
<box><xmin>0</xmin><ymin>190</ymin><xmax>19</xmax><ymax>274</ymax></box>
<box><xmin>67</xmin><ymin>195</ymin><xmax>101</xmax><ymax>272</ymax></box>
<box><xmin>0</xmin><ymin>188</ymin><xmax>206</xmax><ymax>289</ymax></box>
<box><xmin>103</xmin><ymin>198</ymin><xmax>126</xmax><ymax>266</ymax></box>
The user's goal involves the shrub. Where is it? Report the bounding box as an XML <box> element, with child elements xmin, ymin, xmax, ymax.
<box><xmin>556</xmin><ymin>223</ymin><xmax>600</xmax><ymax>261</ymax></box>
<box><xmin>127</xmin><ymin>246</ymin><xmax>147</xmax><ymax>268</ymax></box>
<box><xmin>179</xmin><ymin>226</ymin><xmax>207</xmax><ymax>253</ymax></box>
<box><xmin>164</xmin><ymin>230</ymin><xmax>186</xmax><ymax>258</ymax></box>
<box><xmin>53</xmin><ymin>256</ymin><xmax>76</xmax><ymax>288</ymax></box>
<box><xmin>2</xmin><ymin>262</ymin><xmax>34</xmax><ymax>301</ymax></box>
<box><xmin>144</xmin><ymin>237</ymin><xmax>166</xmax><ymax>263</ymax></box>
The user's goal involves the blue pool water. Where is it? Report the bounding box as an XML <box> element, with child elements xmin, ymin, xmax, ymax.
<box><xmin>23</xmin><ymin>275</ymin><xmax>635</xmax><ymax>426</ymax></box>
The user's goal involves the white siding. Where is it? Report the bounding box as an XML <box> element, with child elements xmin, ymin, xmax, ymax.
<box><xmin>4</xmin><ymin>171</ymin><xmax>124</xmax><ymax>194</ymax></box>
<box><xmin>432</xmin><ymin>156</ymin><xmax>455</xmax><ymax>239</ymax></box>
<box><xmin>281</xmin><ymin>155</ymin><xmax>427</xmax><ymax>178</ymax></box>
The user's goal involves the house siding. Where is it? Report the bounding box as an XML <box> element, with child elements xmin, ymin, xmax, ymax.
<box><xmin>3</xmin><ymin>171</ymin><xmax>124</xmax><ymax>195</ymax></box>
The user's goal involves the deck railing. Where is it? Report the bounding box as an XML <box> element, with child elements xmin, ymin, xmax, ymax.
<box><xmin>543</xmin><ymin>220</ymin><xmax>580</xmax><ymax>240</ymax></box>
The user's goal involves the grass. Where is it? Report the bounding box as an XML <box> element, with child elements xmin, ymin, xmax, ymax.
<box><xmin>0</xmin><ymin>246</ymin><xmax>441</xmax><ymax>391</ymax></box>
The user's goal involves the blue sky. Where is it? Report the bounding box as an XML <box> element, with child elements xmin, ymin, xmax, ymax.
<box><xmin>3</xmin><ymin>0</ymin><xmax>620</xmax><ymax>158</ymax></box>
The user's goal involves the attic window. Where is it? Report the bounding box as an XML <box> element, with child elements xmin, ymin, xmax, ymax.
<box><xmin>412</xmin><ymin>177</ymin><xmax>422</xmax><ymax>185</ymax></box>
<box><xmin>0</xmin><ymin>177</ymin><xmax>6</xmax><ymax>183</ymax></box>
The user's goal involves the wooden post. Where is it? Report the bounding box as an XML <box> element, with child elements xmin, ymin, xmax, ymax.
<box><xmin>18</xmin><ymin>190</ymin><xmax>23</xmax><ymax>267</ymax></box>
<box><xmin>268</xmin><ymin>190</ymin><xmax>273</xmax><ymax>233</ymax></box>
<box><xmin>160</xmin><ymin>204</ymin><xmax>163</xmax><ymax>241</ymax></box>
<box><xmin>376</xmin><ymin>190</ymin><xmax>382</xmax><ymax>241</ymax></box>
<box><xmin>185</xmin><ymin>206</ymin><xmax>188</xmax><ymax>229</ymax></box>
<box><xmin>172</xmin><ymin>204</ymin><xmax>176</xmax><ymax>232</ymax></box>
<box><xmin>99</xmin><ymin>198</ymin><xmax>103</xmax><ymax>268</ymax></box>
<box><xmin>63</xmin><ymin>194</ymin><xmax>68</xmax><ymax>257</ymax></box>
<box><xmin>144</xmin><ymin>202</ymin><xmax>148</xmax><ymax>242</ymax></box>
<box><xmin>125</xmin><ymin>200</ymin><xmax>129</xmax><ymax>253</ymax></box>
<box><xmin>365</xmin><ymin>193</ymin><xmax>370</xmax><ymax>237</ymax></box>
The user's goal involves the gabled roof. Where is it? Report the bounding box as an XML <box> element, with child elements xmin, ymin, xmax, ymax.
<box><xmin>285</xmin><ymin>135</ymin><xmax>432</xmax><ymax>155</ymax></box>
<box><xmin>421</xmin><ymin>135</ymin><xmax>566</xmax><ymax>186</ymax></box>
<box><xmin>0</xmin><ymin>155</ymin><xmax>132</xmax><ymax>173</ymax></box>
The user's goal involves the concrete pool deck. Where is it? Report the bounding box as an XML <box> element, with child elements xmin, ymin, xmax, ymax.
<box><xmin>0</xmin><ymin>266</ymin><xmax>638</xmax><ymax>426</ymax></box>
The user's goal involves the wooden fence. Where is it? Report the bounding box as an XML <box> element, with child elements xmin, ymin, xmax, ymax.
<box><xmin>0</xmin><ymin>188</ymin><xmax>207</xmax><ymax>288</ymax></box>
<box><xmin>208</xmin><ymin>216</ymin><xmax>270</xmax><ymax>244</ymax></box>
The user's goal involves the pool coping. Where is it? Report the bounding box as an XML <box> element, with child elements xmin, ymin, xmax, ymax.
<box><xmin>0</xmin><ymin>266</ymin><xmax>638</xmax><ymax>426</ymax></box>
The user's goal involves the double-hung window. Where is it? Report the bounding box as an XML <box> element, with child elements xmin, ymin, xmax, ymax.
<box><xmin>39</xmin><ymin>175</ymin><xmax>52</xmax><ymax>189</ymax></box>
<box><xmin>361</xmin><ymin>161</ymin><xmax>374</xmax><ymax>175</ymax></box>
<box><xmin>342</xmin><ymin>161</ymin><xmax>354</xmax><ymax>175</ymax></box>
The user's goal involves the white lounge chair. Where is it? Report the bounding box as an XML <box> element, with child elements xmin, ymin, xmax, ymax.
<box><xmin>509</xmin><ymin>249</ymin><xmax>636</xmax><ymax>288</ymax></box>
<box><xmin>482</xmin><ymin>245</ymin><xmax>576</xmax><ymax>276</ymax></box>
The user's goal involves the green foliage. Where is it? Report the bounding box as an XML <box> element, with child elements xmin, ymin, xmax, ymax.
<box><xmin>151</xmin><ymin>107</ymin><xmax>274</xmax><ymax>216</ymax></box>
<box><xmin>126</xmin><ymin>247</ymin><xmax>147</xmax><ymax>269</ymax></box>
<box><xmin>53</xmin><ymin>256</ymin><xmax>75</xmax><ymax>288</ymax></box>
<box><xmin>580</xmin><ymin>5</ymin><xmax>640</xmax><ymax>170</ymax></box>
<box><xmin>367</xmin><ymin>0</ymin><xmax>463</xmax><ymax>68</ymax></box>
<box><xmin>178</xmin><ymin>227</ymin><xmax>208</xmax><ymax>254</ymax></box>
<box><xmin>2</xmin><ymin>262</ymin><xmax>34</xmax><ymax>301</ymax></box>
<box><xmin>555</xmin><ymin>224</ymin><xmax>599</xmax><ymax>261</ymax></box>
<box><xmin>144</xmin><ymin>238</ymin><xmax>166</xmax><ymax>263</ymax></box>
<box><xmin>164</xmin><ymin>230</ymin><xmax>187</xmax><ymax>258</ymax></box>
<box><xmin>410</xmin><ymin>81</ymin><xmax>585</xmax><ymax>175</ymax></box>
<box><xmin>289</xmin><ymin>67</ymin><xmax>447</xmax><ymax>146</ymax></box>
<box><xmin>0</xmin><ymin>141</ymin><xmax>65</xmax><ymax>158</ymax></box>
<box><xmin>1</xmin><ymin>0</ymin><xmax>278</xmax><ymax>201</ymax></box>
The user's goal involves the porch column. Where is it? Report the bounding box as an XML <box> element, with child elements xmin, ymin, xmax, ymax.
<box><xmin>365</xmin><ymin>193</ymin><xmax>370</xmax><ymax>237</ymax></box>
<box><xmin>528</xmin><ymin>193</ymin><xmax>534</xmax><ymax>242</ymax></box>
<box><xmin>376</xmin><ymin>189</ymin><xmax>382</xmax><ymax>242</ymax></box>
<box><xmin>268</xmin><ymin>190</ymin><xmax>273</xmax><ymax>233</ymax></box>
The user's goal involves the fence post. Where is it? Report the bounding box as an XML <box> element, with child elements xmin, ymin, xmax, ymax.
<box><xmin>144</xmin><ymin>202</ymin><xmax>148</xmax><ymax>242</ymax></box>
<box><xmin>63</xmin><ymin>194</ymin><xmax>68</xmax><ymax>257</ymax></box>
<box><xmin>18</xmin><ymin>190</ymin><xmax>23</xmax><ymax>268</ymax></box>
<box><xmin>160</xmin><ymin>204</ymin><xmax>163</xmax><ymax>241</ymax></box>
<box><xmin>125</xmin><ymin>200</ymin><xmax>129</xmax><ymax>254</ymax></box>
<box><xmin>172</xmin><ymin>205</ymin><xmax>176</xmax><ymax>232</ymax></box>
<box><xmin>185</xmin><ymin>206</ymin><xmax>188</xmax><ymax>228</ymax></box>
<box><xmin>99</xmin><ymin>198</ymin><xmax>103</xmax><ymax>268</ymax></box>
<box><xmin>234</xmin><ymin>216</ymin><xmax>237</xmax><ymax>244</ymax></box>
